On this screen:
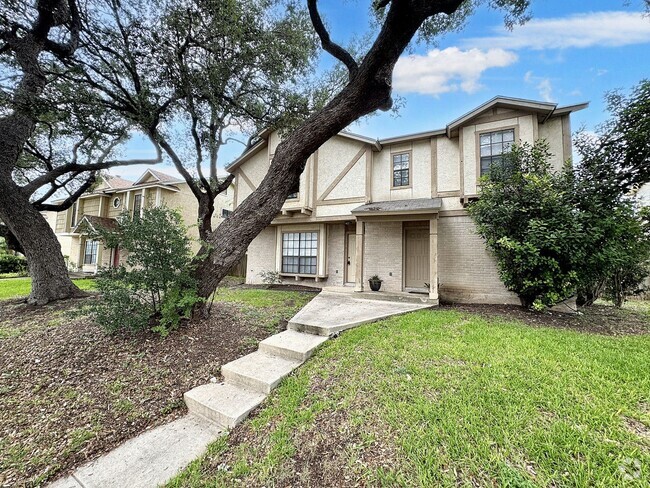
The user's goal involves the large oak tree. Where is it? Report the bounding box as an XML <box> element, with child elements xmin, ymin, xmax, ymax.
<box><xmin>0</xmin><ymin>0</ymin><xmax>163</xmax><ymax>304</ymax></box>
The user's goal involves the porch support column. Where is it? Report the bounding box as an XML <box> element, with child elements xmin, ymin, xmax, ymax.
<box><xmin>429</xmin><ymin>216</ymin><xmax>439</xmax><ymax>302</ymax></box>
<box><xmin>354</xmin><ymin>219</ymin><xmax>365</xmax><ymax>292</ymax></box>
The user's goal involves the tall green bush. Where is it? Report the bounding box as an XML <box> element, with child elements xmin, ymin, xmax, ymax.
<box><xmin>92</xmin><ymin>206</ymin><xmax>202</xmax><ymax>336</ymax></box>
<box><xmin>468</xmin><ymin>141</ymin><xmax>584</xmax><ymax>309</ymax></box>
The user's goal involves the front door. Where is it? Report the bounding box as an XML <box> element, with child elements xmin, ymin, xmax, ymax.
<box><xmin>346</xmin><ymin>233</ymin><xmax>356</xmax><ymax>283</ymax></box>
<box><xmin>404</xmin><ymin>225</ymin><xmax>429</xmax><ymax>289</ymax></box>
<box><xmin>112</xmin><ymin>246</ymin><xmax>120</xmax><ymax>268</ymax></box>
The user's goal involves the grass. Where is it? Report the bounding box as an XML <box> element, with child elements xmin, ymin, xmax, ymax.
<box><xmin>214</xmin><ymin>287</ymin><xmax>315</xmax><ymax>333</ymax></box>
<box><xmin>1</xmin><ymin>287</ymin><xmax>315</xmax><ymax>486</ymax></box>
<box><xmin>0</xmin><ymin>277</ymin><xmax>96</xmax><ymax>301</ymax></box>
<box><xmin>167</xmin><ymin>309</ymin><xmax>650</xmax><ymax>487</ymax></box>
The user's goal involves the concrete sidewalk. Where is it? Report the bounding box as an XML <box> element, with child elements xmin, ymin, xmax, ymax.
<box><xmin>48</xmin><ymin>291</ymin><xmax>432</xmax><ymax>488</ymax></box>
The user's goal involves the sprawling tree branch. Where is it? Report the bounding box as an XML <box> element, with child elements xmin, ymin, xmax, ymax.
<box><xmin>307</xmin><ymin>0</ymin><xmax>358</xmax><ymax>78</ymax></box>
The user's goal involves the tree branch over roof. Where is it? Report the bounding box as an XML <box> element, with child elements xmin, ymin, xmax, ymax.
<box><xmin>307</xmin><ymin>0</ymin><xmax>358</xmax><ymax>78</ymax></box>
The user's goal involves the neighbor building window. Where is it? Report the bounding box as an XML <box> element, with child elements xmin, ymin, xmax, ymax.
<box><xmin>84</xmin><ymin>240</ymin><xmax>99</xmax><ymax>265</ymax></box>
<box><xmin>479</xmin><ymin>128</ymin><xmax>515</xmax><ymax>175</ymax></box>
<box><xmin>133</xmin><ymin>194</ymin><xmax>142</xmax><ymax>218</ymax></box>
<box><xmin>392</xmin><ymin>152</ymin><xmax>410</xmax><ymax>187</ymax></box>
<box><xmin>282</xmin><ymin>232</ymin><xmax>317</xmax><ymax>274</ymax></box>
<box><xmin>70</xmin><ymin>202</ymin><xmax>77</xmax><ymax>228</ymax></box>
<box><xmin>221</xmin><ymin>209</ymin><xmax>232</xmax><ymax>218</ymax></box>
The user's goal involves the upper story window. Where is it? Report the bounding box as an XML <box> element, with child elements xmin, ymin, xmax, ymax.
<box><xmin>392</xmin><ymin>152</ymin><xmax>410</xmax><ymax>188</ymax></box>
<box><xmin>133</xmin><ymin>194</ymin><xmax>142</xmax><ymax>218</ymax></box>
<box><xmin>282</xmin><ymin>232</ymin><xmax>317</xmax><ymax>275</ymax></box>
<box><xmin>479</xmin><ymin>129</ymin><xmax>515</xmax><ymax>176</ymax></box>
<box><xmin>221</xmin><ymin>209</ymin><xmax>232</xmax><ymax>218</ymax></box>
<box><xmin>112</xmin><ymin>197</ymin><xmax>121</xmax><ymax>208</ymax></box>
<box><xmin>70</xmin><ymin>202</ymin><xmax>77</xmax><ymax>228</ymax></box>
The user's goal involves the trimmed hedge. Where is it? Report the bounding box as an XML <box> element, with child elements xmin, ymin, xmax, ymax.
<box><xmin>0</xmin><ymin>254</ymin><xmax>27</xmax><ymax>274</ymax></box>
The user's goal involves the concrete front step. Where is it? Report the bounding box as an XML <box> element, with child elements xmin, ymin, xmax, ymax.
<box><xmin>259</xmin><ymin>330</ymin><xmax>329</xmax><ymax>362</ymax></box>
<box><xmin>184</xmin><ymin>382</ymin><xmax>266</xmax><ymax>428</ymax></box>
<box><xmin>221</xmin><ymin>351</ymin><xmax>301</xmax><ymax>394</ymax></box>
<box><xmin>48</xmin><ymin>415</ymin><xmax>223</xmax><ymax>488</ymax></box>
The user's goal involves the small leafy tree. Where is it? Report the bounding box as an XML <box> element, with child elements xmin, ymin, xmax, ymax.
<box><xmin>468</xmin><ymin>141</ymin><xmax>584</xmax><ymax>309</ymax></box>
<box><xmin>92</xmin><ymin>206</ymin><xmax>202</xmax><ymax>336</ymax></box>
<box><xmin>573</xmin><ymin>80</ymin><xmax>650</xmax><ymax>306</ymax></box>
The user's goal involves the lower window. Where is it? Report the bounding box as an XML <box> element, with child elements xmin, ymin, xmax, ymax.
<box><xmin>84</xmin><ymin>240</ymin><xmax>99</xmax><ymax>265</ymax></box>
<box><xmin>282</xmin><ymin>232</ymin><xmax>317</xmax><ymax>274</ymax></box>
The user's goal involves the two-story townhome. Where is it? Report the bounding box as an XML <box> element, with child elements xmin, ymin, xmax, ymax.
<box><xmin>227</xmin><ymin>96</ymin><xmax>587</xmax><ymax>304</ymax></box>
<box><xmin>47</xmin><ymin>169</ymin><xmax>233</xmax><ymax>273</ymax></box>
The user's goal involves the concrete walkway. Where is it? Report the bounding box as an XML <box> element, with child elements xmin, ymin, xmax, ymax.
<box><xmin>48</xmin><ymin>290</ymin><xmax>432</xmax><ymax>488</ymax></box>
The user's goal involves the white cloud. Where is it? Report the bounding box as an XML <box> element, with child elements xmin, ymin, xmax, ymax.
<box><xmin>393</xmin><ymin>47</ymin><xmax>517</xmax><ymax>96</ymax></box>
<box><xmin>464</xmin><ymin>11</ymin><xmax>650</xmax><ymax>50</ymax></box>
<box><xmin>524</xmin><ymin>71</ymin><xmax>554</xmax><ymax>102</ymax></box>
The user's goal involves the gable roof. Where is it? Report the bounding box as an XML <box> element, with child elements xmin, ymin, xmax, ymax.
<box><xmin>224</xmin><ymin>96</ymin><xmax>589</xmax><ymax>172</ymax></box>
<box><xmin>102</xmin><ymin>175</ymin><xmax>133</xmax><ymax>189</ymax></box>
<box><xmin>132</xmin><ymin>168</ymin><xmax>183</xmax><ymax>186</ymax></box>
<box><xmin>72</xmin><ymin>215</ymin><xmax>119</xmax><ymax>234</ymax></box>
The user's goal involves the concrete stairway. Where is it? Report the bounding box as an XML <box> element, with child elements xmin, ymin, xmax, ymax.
<box><xmin>49</xmin><ymin>292</ymin><xmax>431</xmax><ymax>488</ymax></box>
<box><xmin>184</xmin><ymin>330</ymin><xmax>328</xmax><ymax>428</ymax></box>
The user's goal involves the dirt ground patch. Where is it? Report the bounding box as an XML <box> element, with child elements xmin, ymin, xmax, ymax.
<box><xmin>446</xmin><ymin>302</ymin><xmax>650</xmax><ymax>335</ymax></box>
<box><xmin>0</xmin><ymin>288</ymin><xmax>313</xmax><ymax>487</ymax></box>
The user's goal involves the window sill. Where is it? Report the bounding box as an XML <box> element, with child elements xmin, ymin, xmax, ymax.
<box><xmin>279</xmin><ymin>273</ymin><xmax>328</xmax><ymax>282</ymax></box>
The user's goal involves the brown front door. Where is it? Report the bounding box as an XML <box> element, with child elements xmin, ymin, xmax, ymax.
<box><xmin>346</xmin><ymin>233</ymin><xmax>356</xmax><ymax>283</ymax></box>
<box><xmin>404</xmin><ymin>225</ymin><xmax>429</xmax><ymax>289</ymax></box>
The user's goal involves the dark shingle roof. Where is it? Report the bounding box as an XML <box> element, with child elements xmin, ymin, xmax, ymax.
<box><xmin>352</xmin><ymin>198</ymin><xmax>442</xmax><ymax>215</ymax></box>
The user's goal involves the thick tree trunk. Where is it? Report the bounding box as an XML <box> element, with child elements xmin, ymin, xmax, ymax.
<box><xmin>0</xmin><ymin>178</ymin><xmax>83</xmax><ymax>304</ymax></box>
<box><xmin>0</xmin><ymin>1</ymin><xmax>83</xmax><ymax>305</ymax></box>
<box><xmin>192</xmin><ymin>0</ymin><xmax>458</xmax><ymax>299</ymax></box>
<box><xmin>197</xmin><ymin>194</ymin><xmax>215</xmax><ymax>242</ymax></box>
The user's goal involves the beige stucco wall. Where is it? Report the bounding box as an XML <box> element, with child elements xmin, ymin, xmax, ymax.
<box><xmin>538</xmin><ymin>116</ymin><xmax>566</xmax><ymax>170</ymax></box>
<box><xmin>245</xmin><ymin>226</ymin><xmax>278</xmax><ymax>284</ymax></box>
<box><xmin>437</xmin><ymin>137</ymin><xmax>460</xmax><ymax>194</ymax></box>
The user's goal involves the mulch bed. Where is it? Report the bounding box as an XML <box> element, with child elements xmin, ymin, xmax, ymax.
<box><xmin>445</xmin><ymin>302</ymin><xmax>650</xmax><ymax>335</ymax></box>
<box><xmin>0</xmin><ymin>292</ymin><xmax>305</xmax><ymax>487</ymax></box>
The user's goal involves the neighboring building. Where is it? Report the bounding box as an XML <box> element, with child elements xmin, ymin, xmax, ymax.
<box><xmin>226</xmin><ymin>96</ymin><xmax>588</xmax><ymax>304</ymax></box>
<box><xmin>46</xmin><ymin>169</ymin><xmax>233</xmax><ymax>273</ymax></box>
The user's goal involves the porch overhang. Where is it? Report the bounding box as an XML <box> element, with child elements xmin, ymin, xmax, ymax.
<box><xmin>351</xmin><ymin>198</ymin><xmax>442</xmax><ymax>221</ymax></box>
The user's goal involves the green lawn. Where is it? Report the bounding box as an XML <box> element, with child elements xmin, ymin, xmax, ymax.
<box><xmin>168</xmin><ymin>309</ymin><xmax>650</xmax><ymax>487</ymax></box>
<box><xmin>0</xmin><ymin>277</ymin><xmax>96</xmax><ymax>301</ymax></box>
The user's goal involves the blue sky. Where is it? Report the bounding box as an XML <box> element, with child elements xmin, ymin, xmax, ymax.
<box><xmin>114</xmin><ymin>0</ymin><xmax>650</xmax><ymax>182</ymax></box>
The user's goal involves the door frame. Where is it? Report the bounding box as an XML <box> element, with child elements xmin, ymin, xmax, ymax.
<box><xmin>402</xmin><ymin>221</ymin><xmax>430</xmax><ymax>292</ymax></box>
<box><xmin>344</xmin><ymin>230</ymin><xmax>356</xmax><ymax>284</ymax></box>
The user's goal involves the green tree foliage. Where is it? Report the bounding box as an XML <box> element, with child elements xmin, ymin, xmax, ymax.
<box><xmin>572</xmin><ymin>80</ymin><xmax>650</xmax><ymax>305</ymax></box>
<box><xmin>468</xmin><ymin>142</ymin><xmax>583</xmax><ymax>309</ymax></box>
<box><xmin>470</xmin><ymin>127</ymin><xmax>650</xmax><ymax>309</ymax></box>
<box><xmin>92</xmin><ymin>207</ymin><xmax>202</xmax><ymax>336</ymax></box>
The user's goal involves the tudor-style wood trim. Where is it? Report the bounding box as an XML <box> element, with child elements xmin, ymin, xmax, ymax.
<box><xmin>430</xmin><ymin>137</ymin><xmax>438</xmax><ymax>197</ymax></box>
<box><xmin>365</xmin><ymin>149</ymin><xmax>372</xmax><ymax>203</ymax></box>
<box><xmin>239</xmin><ymin>169</ymin><xmax>256</xmax><ymax>192</ymax></box>
<box><xmin>437</xmin><ymin>190</ymin><xmax>462</xmax><ymax>197</ymax></box>
<box><xmin>561</xmin><ymin>114</ymin><xmax>572</xmax><ymax>162</ymax></box>
<box><xmin>318</xmin><ymin>145</ymin><xmax>366</xmax><ymax>202</ymax></box>
<box><xmin>472</xmin><ymin>109</ymin><xmax>530</xmax><ymax>125</ymax></box>
<box><xmin>312</xmin><ymin>149</ymin><xmax>319</xmax><ymax>209</ymax></box>
<box><xmin>316</xmin><ymin>196</ymin><xmax>366</xmax><ymax>205</ymax></box>
<box><xmin>459</xmin><ymin>129</ymin><xmax>465</xmax><ymax>198</ymax></box>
